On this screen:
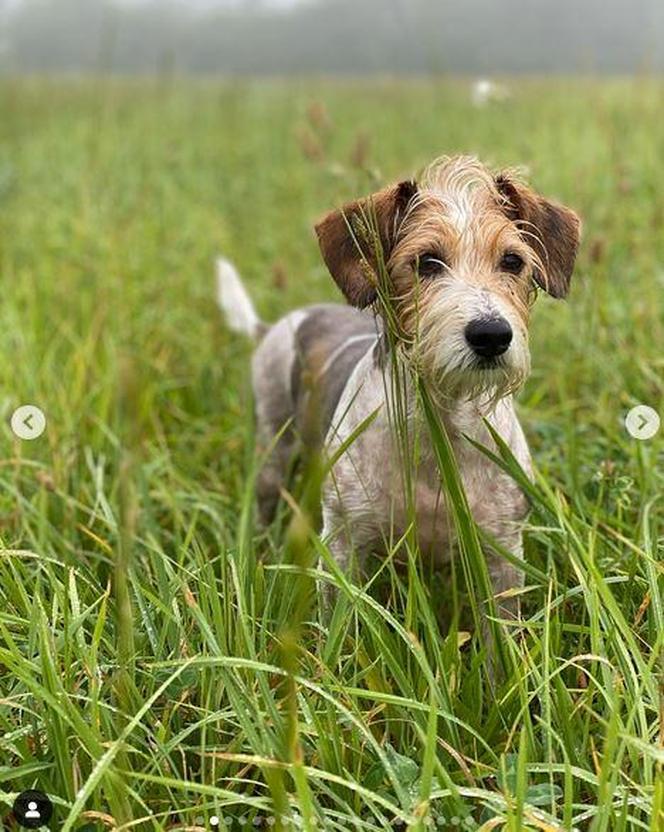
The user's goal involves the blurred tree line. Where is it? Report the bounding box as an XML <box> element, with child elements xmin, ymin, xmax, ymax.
<box><xmin>0</xmin><ymin>0</ymin><xmax>662</xmax><ymax>74</ymax></box>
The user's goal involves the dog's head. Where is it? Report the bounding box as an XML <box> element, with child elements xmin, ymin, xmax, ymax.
<box><xmin>315</xmin><ymin>155</ymin><xmax>581</xmax><ymax>401</ymax></box>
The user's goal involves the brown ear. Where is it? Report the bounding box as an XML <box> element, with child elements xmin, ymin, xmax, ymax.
<box><xmin>315</xmin><ymin>180</ymin><xmax>417</xmax><ymax>307</ymax></box>
<box><xmin>496</xmin><ymin>174</ymin><xmax>581</xmax><ymax>298</ymax></box>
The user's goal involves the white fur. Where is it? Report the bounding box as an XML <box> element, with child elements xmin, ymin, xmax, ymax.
<box><xmin>320</xmin><ymin>345</ymin><xmax>532</xmax><ymax>634</ymax></box>
<box><xmin>216</xmin><ymin>258</ymin><xmax>262</xmax><ymax>338</ymax></box>
<box><xmin>444</xmin><ymin>193</ymin><xmax>474</xmax><ymax>235</ymax></box>
<box><xmin>415</xmin><ymin>277</ymin><xmax>530</xmax><ymax>402</ymax></box>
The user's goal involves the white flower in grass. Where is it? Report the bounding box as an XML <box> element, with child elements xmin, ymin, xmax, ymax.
<box><xmin>472</xmin><ymin>78</ymin><xmax>510</xmax><ymax>107</ymax></box>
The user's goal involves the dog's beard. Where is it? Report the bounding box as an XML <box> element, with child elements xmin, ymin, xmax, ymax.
<box><xmin>408</xmin><ymin>297</ymin><xmax>531</xmax><ymax>407</ymax></box>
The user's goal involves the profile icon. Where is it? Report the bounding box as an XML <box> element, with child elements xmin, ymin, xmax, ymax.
<box><xmin>12</xmin><ymin>790</ymin><xmax>53</xmax><ymax>829</ymax></box>
<box><xmin>25</xmin><ymin>802</ymin><xmax>41</xmax><ymax>820</ymax></box>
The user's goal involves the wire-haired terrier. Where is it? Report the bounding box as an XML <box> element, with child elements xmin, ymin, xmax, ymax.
<box><xmin>218</xmin><ymin>155</ymin><xmax>580</xmax><ymax>642</ymax></box>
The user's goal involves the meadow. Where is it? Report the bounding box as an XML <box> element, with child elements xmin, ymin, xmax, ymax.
<box><xmin>0</xmin><ymin>77</ymin><xmax>662</xmax><ymax>830</ymax></box>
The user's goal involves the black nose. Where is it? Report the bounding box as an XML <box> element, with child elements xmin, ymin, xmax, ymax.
<box><xmin>465</xmin><ymin>317</ymin><xmax>513</xmax><ymax>358</ymax></box>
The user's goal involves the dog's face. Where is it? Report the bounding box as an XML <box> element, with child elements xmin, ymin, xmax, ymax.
<box><xmin>316</xmin><ymin>156</ymin><xmax>581</xmax><ymax>401</ymax></box>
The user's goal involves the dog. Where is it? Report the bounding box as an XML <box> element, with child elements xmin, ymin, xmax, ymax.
<box><xmin>218</xmin><ymin>155</ymin><xmax>580</xmax><ymax>639</ymax></box>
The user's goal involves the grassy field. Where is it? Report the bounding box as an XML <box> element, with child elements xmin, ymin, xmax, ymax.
<box><xmin>0</xmin><ymin>77</ymin><xmax>662</xmax><ymax>830</ymax></box>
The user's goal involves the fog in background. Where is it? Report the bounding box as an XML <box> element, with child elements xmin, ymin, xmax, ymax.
<box><xmin>1</xmin><ymin>0</ymin><xmax>662</xmax><ymax>75</ymax></box>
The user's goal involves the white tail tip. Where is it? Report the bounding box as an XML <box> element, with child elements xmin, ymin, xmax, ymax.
<box><xmin>216</xmin><ymin>258</ymin><xmax>261</xmax><ymax>339</ymax></box>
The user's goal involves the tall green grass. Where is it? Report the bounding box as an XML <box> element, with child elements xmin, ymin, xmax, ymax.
<box><xmin>0</xmin><ymin>78</ymin><xmax>662</xmax><ymax>829</ymax></box>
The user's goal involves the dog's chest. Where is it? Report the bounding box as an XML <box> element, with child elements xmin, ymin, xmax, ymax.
<box><xmin>378</xmin><ymin>429</ymin><xmax>522</xmax><ymax>557</ymax></box>
<box><xmin>325</xmin><ymin>385</ymin><xmax>530</xmax><ymax>557</ymax></box>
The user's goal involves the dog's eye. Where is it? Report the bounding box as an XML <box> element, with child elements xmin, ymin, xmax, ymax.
<box><xmin>500</xmin><ymin>252</ymin><xmax>525</xmax><ymax>274</ymax></box>
<box><xmin>416</xmin><ymin>253</ymin><xmax>446</xmax><ymax>278</ymax></box>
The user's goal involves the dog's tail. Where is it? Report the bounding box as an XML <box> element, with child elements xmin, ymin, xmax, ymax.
<box><xmin>216</xmin><ymin>258</ymin><xmax>264</xmax><ymax>340</ymax></box>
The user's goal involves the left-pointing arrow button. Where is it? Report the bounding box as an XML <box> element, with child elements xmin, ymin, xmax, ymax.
<box><xmin>10</xmin><ymin>405</ymin><xmax>46</xmax><ymax>440</ymax></box>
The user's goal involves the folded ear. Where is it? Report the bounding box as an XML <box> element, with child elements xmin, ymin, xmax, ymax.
<box><xmin>496</xmin><ymin>174</ymin><xmax>581</xmax><ymax>298</ymax></box>
<box><xmin>315</xmin><ymin>180</ymin><xmax>417</xmax><ymax>307</ymax></box>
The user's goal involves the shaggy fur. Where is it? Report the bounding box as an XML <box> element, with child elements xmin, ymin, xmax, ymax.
<box><xmin>218</xmin><ymin>155</ymin><xmax>581</xmax><ymax>658</ymax></box>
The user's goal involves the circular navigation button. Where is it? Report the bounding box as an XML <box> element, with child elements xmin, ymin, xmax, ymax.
<box><xmin>10</xmin><ymin>405</ymin><xmax>47</xmax><ymax>440</ymax></box>
<box><xmin>625</xmin><ymin>405</ymin><xmax>660</xmax><ymax>441</ymax></box>
<box><xmin>12</xmin><ymin>790</ymin><xmax>53</xmax><ymax>829</ymax></box>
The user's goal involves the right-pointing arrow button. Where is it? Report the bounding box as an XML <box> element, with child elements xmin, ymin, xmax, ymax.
<box><xmin>625</xmin><ymin>405</ymin><xmax>661</xmax><ymax>441</ymax></box>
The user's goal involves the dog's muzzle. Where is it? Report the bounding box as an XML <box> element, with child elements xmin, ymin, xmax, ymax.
<box><xmin>464</xmin><ymin>316</ymin><xmax>513</xmax><ymax>359</ymax></box>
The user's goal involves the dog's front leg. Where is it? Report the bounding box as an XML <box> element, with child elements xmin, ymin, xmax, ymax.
<box><xmin>487</xmin><ymin>528</ymin><xmax>524</xmax><ymax>622</ymax></box>
<box><xmin>482</xmin><ymin>525</ymin><xmax>525</xmax><ymax>679</ymax></box>
<box><xmin>318</xmin><ymin>501</ymin><xmax>371</xmax><ymax>615</ymax></box>
<box><xmin>318</xmin><ymin>507</ymin><xmax>352</xmax><ymax>612</ymax></box>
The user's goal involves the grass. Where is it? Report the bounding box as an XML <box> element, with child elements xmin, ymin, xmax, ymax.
<box><xmin>0</xmin><ymin>76</ymin><xmax>662</xmax><ymax>830</ymax></box>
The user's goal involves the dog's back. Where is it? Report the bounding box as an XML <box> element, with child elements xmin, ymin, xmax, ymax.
<box><xmin>289</xmin><ymin>304</ymin><xmax>378</xmax><ymax>445</ymax></box>
<box><xmin>217</xmin><ymin>259</ymin><xmax>378</xmax><ymax>522</ymax></box>
<box><xmin>252</xmin><ymin>304</ymin><xmax>378</xmax><ymax>521</ymax></box>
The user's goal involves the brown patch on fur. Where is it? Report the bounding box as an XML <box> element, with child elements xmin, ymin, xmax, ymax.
<box><xmin>315</xmin><ymin>156</ymin><xmax>580</xmax><ymax>401</ymax></box>
<box><xmin>384</xmin><ymin>161</ymin><xmax>536</xmax><ymax>340</ymax></box>
<box><xmin>315</xmin><ymin>180</ymin><xmax>417</xmax><ymax>307</ymax></box>
<box><xmin>495</xmin><ymin>173</ymin><xmax>581</xmax><ymax>298</ymax></box>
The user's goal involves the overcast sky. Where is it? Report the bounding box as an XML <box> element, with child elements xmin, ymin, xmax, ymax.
<box><xmin>115</xmin><ymin>0</ymin><xmax>302</xmax><ymax>6</ymax></box>
<box><xmin>1</xmin><ymin>0</ymin><xmax>304</xmax><ymax>6</ymax></box>
<box><xmin>3</xmin><ymin>0</ymin><xmax>662</xmax><ymax>75</ymax></box>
